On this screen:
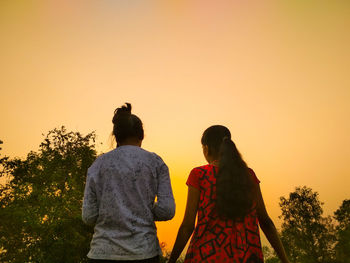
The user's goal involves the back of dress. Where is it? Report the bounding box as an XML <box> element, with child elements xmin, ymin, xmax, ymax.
<box><xmin>185</xmin><ymin>164</ymin><xmax>264</xmax><ymax>263</ymax></box>
<box><xmin>82</xmin><ymin>145</ymin><xmax>175</xmax><ymax>261</ymax></box>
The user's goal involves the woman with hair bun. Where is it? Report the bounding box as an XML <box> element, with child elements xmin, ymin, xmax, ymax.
<box><xmin>169</xmin><ymin>125</ymin><xmax>290</xmax><ymax>263</ymax></box>
<box><xmin>82</xmin><ymin>103</ymin><xmax>175</xmax><ymax>263</ymax></box>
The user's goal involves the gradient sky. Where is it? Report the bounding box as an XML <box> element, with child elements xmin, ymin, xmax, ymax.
<box><xmin>1</xmin><ymin>0</ymin><xmax>349</xmax><ymax>250</ymax></box>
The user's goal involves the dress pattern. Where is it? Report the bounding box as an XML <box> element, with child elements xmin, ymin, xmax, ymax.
<box><xmin>185</xmin><ymin>165</ymin><xmax>264</xmax><ymax>263</ymax></box>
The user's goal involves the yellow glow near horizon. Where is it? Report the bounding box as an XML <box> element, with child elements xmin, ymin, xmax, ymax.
<box><xmin>1</xmin><ymin>0</ymin><xmax>349</xmax><ymax>250</ymax></box>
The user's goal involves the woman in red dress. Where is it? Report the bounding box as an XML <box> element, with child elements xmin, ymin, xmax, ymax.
<box><xmin>169</xmin><ymin>125</ymin><xmax>290</xmax><ymax>263</ymax></box>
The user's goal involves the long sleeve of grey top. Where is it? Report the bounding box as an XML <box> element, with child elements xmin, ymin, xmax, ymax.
<box><xmin>152</xmin><ymin>158</ymin><xmax>175</xmax><ymax>221</ymax></box>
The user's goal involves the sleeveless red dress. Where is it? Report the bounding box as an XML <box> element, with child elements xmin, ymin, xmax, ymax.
<box><xmin>185</xmin><ymin>164</ymin><xmax>264</xmax><ymax>263</ymax></box>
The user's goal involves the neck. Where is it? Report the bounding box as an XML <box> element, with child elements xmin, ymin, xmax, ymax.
<box><xmin>117</xmin><ymin>139</ymin><xmax>142</xmax><ymax>147</ymax></box>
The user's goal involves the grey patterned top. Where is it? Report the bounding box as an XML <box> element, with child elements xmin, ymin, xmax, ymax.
<box><xmin>82</xmin><ymin>145</ymin><xmax>175</xmax><ymax>260</ymax></box>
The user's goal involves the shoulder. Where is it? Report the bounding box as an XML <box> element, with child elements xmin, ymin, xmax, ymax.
<box><xmin>186</xmin><ymin>164</ymin><xmax>214</xmax><ymax>189</ymax></box>
<box><xmin>88</xmin><ymin>148</ymin><xmax>120</xmax><ymax>171</ymax></box>
<box><xmin>97</xmin><ymin>149</ymin><xmax>114</xmax><ymax>160</ymax></box>
<box><xmin>137</xmin><ymin>148</ymin><xmax>168</xmax><ymax>170</ymax></box>
<box><xmin>87</xmin><ymin>153</ymin><xmax>106</xmax><ymax>177</ymax></box>
<box><xmin>143</xmin><ymin>149</ymin><xmax>166</xmax><ymax>165</ymax></box>
<box><xmin>193</xmin><ymin>164</ymin><xmax>213</xmax><ymax>172</ymax></box>
<box><xmin>149</xmin><ymin>151</ymin><xmax>165</xmax><ymax>163</ymax></box>
<box><xmin>92</xmin><ymin>149</ymin><xmax>117</xmax><ymax>165</ymax></box>
<box><xmin>189</xmin><ymin>164</ymin><xmax>212</xmax><ymax>176</ymax></box>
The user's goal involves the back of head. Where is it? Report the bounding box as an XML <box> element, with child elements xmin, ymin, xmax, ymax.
<box><xmin>201</xmin><ymin>125</ymin><xmax>255</xmax><ymax>221</ymax></box>
<box><xmin>112</xmin><ymin>103</ymin><xmax>144</xmax><ymax>146</ymax></box>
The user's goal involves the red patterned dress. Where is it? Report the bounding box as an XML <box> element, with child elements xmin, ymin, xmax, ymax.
<box><xmin>185</xmin><ymin>164</ymin><xmax>264</xmax><ymax>263</ymax></box>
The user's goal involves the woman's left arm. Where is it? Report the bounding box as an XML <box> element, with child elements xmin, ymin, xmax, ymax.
<box><xmin>168</xmin><ymin>186</ymin><xmax>200</xmax><ymax>263</ymax></box>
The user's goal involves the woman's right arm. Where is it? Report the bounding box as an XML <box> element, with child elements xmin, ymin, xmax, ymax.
<box><xmin>82</xmin><ymin>158</ymin><xmax>103</xmax><ymax>226</ymax></box>
<box><xmin>168</xmin><ymin>186</ymin><xmax>200</xmax><ymax>263</ymax></box>
<box><xmin>82</xmin><ymin>169</ymin><xmax>99</xmax><ymax>226</ymax></box>
<box><xmin>256</xmin><ymin>184</ymin><xmax>291</xmax><ymax>263</ymax></box>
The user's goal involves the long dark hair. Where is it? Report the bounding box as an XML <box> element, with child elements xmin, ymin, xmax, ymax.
<box><xmin>112</xmin><ymin>103</ymin><xmax>144</xmax><ymax>147</ymax></box>
<box><xmin>201</xmin><ymin>125</ymin><xmax>255</xmax><ymax>220</ymax></box>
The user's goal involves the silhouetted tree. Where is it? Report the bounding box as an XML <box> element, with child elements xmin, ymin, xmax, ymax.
<box><xmin>0</xmin><ymin>127</ymin><xmax>96</xmax><ymax>262</ymax></box>
<box><xmin>159</xmin><ymin>242</ymin><xmax>184</xmax><ymax>263</ymax></box>
<box><xmin>334</xmin><ymin>199</ymin><xmax>350</xmax><ymax>263</ymax></box>
<box><xmin>262</xmin><ymin>245</ymin><xmax>280</xmax><ymax>263</ymax></box>
<box><xmin>0</xmin><ymin>140</ymin><xmax>8</xmax><ymax>178</ymax></box>
<box><xmin>279</xmin><ymin>186</ymin><xmax>336</xmax><ymax>263</ymax></box>
<box><xmin>2</xmin><ymin>131</ymin><xmax>349</xmax><ymax>263</ymax></box>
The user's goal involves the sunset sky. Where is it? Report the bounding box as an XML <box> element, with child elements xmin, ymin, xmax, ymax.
<box><xmin>1</xmin><ymin>1</ymin><xmax>349</xmax><ymax>250</ymax></box>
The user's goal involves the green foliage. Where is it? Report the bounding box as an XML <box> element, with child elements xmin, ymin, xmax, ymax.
<box><xmin>1</xmin><ymin>130</ymin><xmax>350</xmax><ymax>263</ymax></box>
<box><xmin>334</xmin><ymin>199</ymin><xmax>350</xmax><ymax>231</ymax></box>
<box><xmin>0</xmin><ymin>127</ymin><xmax>97</xmax><ymax>263</ymax></box>
<box><xmin>279</xmin><ymin>186</ymin><xmax>336</xmax><ymax>263</ymax></box>
<box><xmin>0</xmin><ymin>140</ymin><xmax>9</xmax><ymax>179</ymax></box>
<box><xmin>159</xmin><ymin>242</ymin><xmax>184</xmax><ymax>263</ymax></box>
<box><xmin>334</xmin><ymin>199</ymin><xmax>350</xmax><ymax>263</ymax></box>
<box><xmin>159</xmin><ymin>252</ymin><xmax>184</xmax><ymax>263</ymax></box>
<box><xmin>262</xmin><ymin>245</ymin><xmax>280</xmax><ymax>263</ymax></box>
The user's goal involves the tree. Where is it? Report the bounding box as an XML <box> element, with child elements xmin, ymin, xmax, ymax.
<box><xmin>159</xmin><ymin>242</ymin><xmax>184</xmax><ymax>263</ymax></box>
<box><xmin>0</xmin><ymin>127</ymin><xmax>97</xmax><ymax>262</ymax></box>
<box><xmin>262</xmin><ymin>245</ymin><xmax>280</xmax><ymax>263</ymax></box>
<box><xmin>279</xmin><ymin>186</ymin><xmax>336</xmax><ymax>263</ymax></box>
<box><xmin>0</xmin><ymin>140</ymin><xmax>9</xmax><ymax>179</ymax></box>
<box><xmin>334</xmin><ymin>199</ymin><xmax>350</xmax><ymax>263</ymax></box>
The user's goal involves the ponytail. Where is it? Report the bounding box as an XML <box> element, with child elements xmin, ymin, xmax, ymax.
<box><xmin>217</xmin><ymin>137</ymin><xmax>254</xmax><ymax>220</ymax></box>
<box><xmin>201</xmin><ymin>125</ymin><xmax>255</xmax><ymax>221</ymax></box>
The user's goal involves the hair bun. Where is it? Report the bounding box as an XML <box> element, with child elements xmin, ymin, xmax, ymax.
<box><xmin>112</xmin><ymin>103</ymin><xmax>132</xmax><ymax>123</ymax></box>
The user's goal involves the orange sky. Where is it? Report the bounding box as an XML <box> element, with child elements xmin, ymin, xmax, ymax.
<box><xmin>1</xmin><ymin>0</ymin><xmax>349</xmax><ymax>250</ymax></box>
